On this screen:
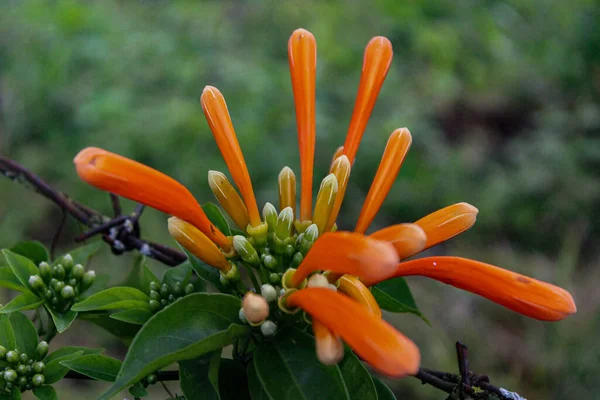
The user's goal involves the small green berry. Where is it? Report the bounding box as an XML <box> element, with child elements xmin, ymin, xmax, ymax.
<box><xmin>6</xmin><ymin>350</ymin><xmax>19</xmax><ymax>364</ymax></box>
<box><xmin>16</xmin><ymin>364</ymin><xmax>28</xmax><ymax>375</ymax></box>
<box><xmin>184</xmin><ymin>283</ymin><xmax>195</xmax><ymax>295</ymax></box>
<box><xmin>33</xmin><ymin>361</ymin><xmax>45</xmax><ymax>374</ymax></box>
<box><xmin>25</xmin><ymin>383</ymin><xmax>32</xmax><ymax>390</ymax></box>
<box><xmin>32</xmin><ymin>373</ymin><xmax>45</xmax><ymax>387</ymax></box>
<box><xmin>61</xmin><ymin>285</ymin><xmax>75</xmax><ymax>300</ymax></box>
<box><xmin>149</xmin><ymin>290</ymin><xmax>161</xmax><ymax>301</ymax></box>
<box><xmin>35</xmin><ymin>341</ymin><xmax>49</xmax><ymax>360</ymax></box>
<box><xmin>3</xmin><ymin>369</ymin><xmax>17</xmax><ymax>382</ymax></box>
<box><xmin>149</xmin><ymin>299</ymin><xmax>161</xmax><ymax>311</ymax></box>
<box><xmin>146</xmin><ymin>374</ymin><xmax>157</xmax><ymax>385</ymax></box>
<box><xmin>72</xmin><ymin>264</ymin><xmax>85</xmax><ymax>280</ymax></box>
<box><xmin>269</xmin><ymin>273</ymin><xmax>281</xmax><ymax>285</ymax></box>
<box><xmin>260</xmin><ymin>320</ymin><xmax>278</xmax><ymax>337</ymax></box>
<box><xmin>26</xmin><ymin>365</ymin><xmax>33</xmax><ymax>375</ymax></box>
<box><xmin>53</xmin><ymin>265</ymin><xmax>66</xmax><ymax>280</ymax></box>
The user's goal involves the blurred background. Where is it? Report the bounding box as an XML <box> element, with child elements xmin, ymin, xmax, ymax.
<box><xmin>1</xmin><ymin>0</ymin><xmax>599</xmax><ymax>399</ymax></box>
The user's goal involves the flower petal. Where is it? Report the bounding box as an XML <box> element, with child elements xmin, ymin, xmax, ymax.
<box><xmin>370</xmin><ymin>223</ymin><xmax>427</xmax><ymax>260</ymax></box>
<box><xmin>312</xmin><ymin>319</ymin><xmax>344</xmax><ymax>365</ymax></box>
<box><xmin>287</xmin><ymin>288</ymin><xmax>420</xmax><ymax>377</ymax></box>
<box><xmin>343</xmin><ymin>36</ymin><xmax>393</xmax><ymax>164</ymax></box>
<box><xmin>201</xmin><ymin>86</ymin><xmax>261</xmax><ymax>227</ymax></box>
<box><xmin>337</xmin><ymin>275</ymin><xmax>382</xmax><ymax>318</ymax></box>
<box><xmin>325</xmin><ymin>155</ymin><xmax>351</xmax><ymax>233</ymax></box>
<box><xmin>312</xmin><ymin>174</ymin><xmax>338</xmax><ymax>235</ymax></box>
<box><xmin>208</xmin><ymin>170</ymin><xmax>250</xmax><ymax>230</ymax></box>
<box><xmin>74</xmin><ymin>147</ymin><xmax>231</xmax><ymax>250</ymax></box>
<box><xmin>414</xmin><ymin>203</ymin><xmax>478</xmax><ymax>250</ymax></box>
<box><xmin>288</xmin><ymin>28</ymin><xmax>317</xmax><ymax>221</ymax></box>
<box><xmin>394</xmin><ymin>256</ymin><xmax>577</xmax><ymax>321</ymax></box>
<box><xmin>355</xmin><ymin>128</ymin><xmax>412</xmax><ymax>233</ymax></box>
<box><xmin>290</xmin><ymin>232</ymin><xmax>398</xmax><ymax>287</ymax></box>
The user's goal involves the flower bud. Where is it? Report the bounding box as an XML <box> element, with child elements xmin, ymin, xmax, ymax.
<box><xmin>51</xmin><ymin>280</ymin><xmax>65</xmax><ymax>293</ymax></box>
<box><xmin>172</xmin><ymin>282</ymin><xmax>183</xmax><ymax>295</ymax></box>
<box><xmin>242</xmin><ymin>292</ymin><xmax>269</xmax><ymax>324</ymax></box>
<box><xmin>307</xmin><ymin>274</ymin><xmax>329</xmax><ymax>288</ymax></box>
<box><xmin>149</xmin><ymin>290</ymin><xmax>161</xmax><ymax>301</ymax></box>
<box><xmin>38</xmin><ymin>262</ymin><xmax>52</xmax><ymax>281</ymax></box>
<box><xmin>260</xmin><ymin>320</ymin><xmax>278</xmax><ymax>337</ymax></box>
<box><xmin>32</xmin><ymin>374</ymin><xmax>45</xmax><ymax>387</ymax></box>
<box><xmin>312</xmin><ymin>174</ymin><xmax>338</xmax><ymax>235</ymax></box>
<box><xmin>0</xmin><ymin>345</ymin><xmax>7</xmax><ymax>359</ymax></box>
<box><xmin>35</xmin><ymin>341</ymin><xmax>49</xmax><ymax>360</ymax></box>
<box><xmin>160</xmin><ymin>283</ymin><xmax>170</xmax><ymax>297</ymax></box>
<box><xmin>260</xmin><ymin>284</ymin><xmax>277</xmax><ymax>303</ymax></box>
<box><xmin>262</xmin><ymin>254</ymin><xmax>278</xmax><ymax>271</ymax></box>
<box><xmin>149</xmin><ymin>300</ymin><xmax>161</xmax><ymax>311</ymax></box>
<box><xmin>44</xmin><ymin>290</ymin><xmax>53</xmax><ymax>300</ymax></box>
<box><xmin>6</xmin><ymin>351</ymin><xmax>19</xmax><ymax>364</ymax></box>
<box><xmin>53</xmin><ymin>265</ymin><xmax>66</xmax><ymax>280</ymax></box>
<box><xmin>278</xmin><ymin>167</ymin><xmax>296</xmax><ymax>218</ymax></box>
<box><xmin>28</xmin><ymin>275</ymin><xmax>46</xmax><ymax>293</ymax></box>
<box><xmin>146</xmin><ymin>373</ymin><xmax>157</xmax><ymax>385</ymax></box>
<box><xmin>284</xmin><ymin>244</ymin><xmax>295</xmax><ymax>260</ymax></box>
<box><xmin>275</xmin><ymin>207</ymin><xmax>294</xmax><ymax>240</ymax></box>
<box><xmin>233</xmin><ymin>236</ymin><xmax>260</xmax><ymax>267</ymax></box>
<box><xmin>290</xmin><ymin>252</ymin><xmax>304</xmax><ymax>268</ymax></box>
<box><xmin>262</xmin><ymin>203</ymin><xmax>278</xmax><ymax>233</ymax></box>
<box><xmin>71</xmin><ymin>264</ymin><xmax>85</xmax><ymax>280</ymax></box>
<box><xmin>82</xmin><ymin>270</ymin><xmax>96</xmax><ymax>291</ymax></box>
<box><xmin>184</xmin><ymin>283</ymin><xmax>195</xmax><ymax>295</ymax></box>
<box><xmin>19</xmin><ymin>353</ymin><xmax>28</xmax><ymax>364</ymax></box>
<box><xmin>3</xmin><ymin>369</ymin><xmax>17</xmax><ymax>383</ymax></box>
<box><xmin>62</xmin><ymin>254</ymin><xmax>74</xmax><ymax>270</ymax></box>
<box><xmin>269</xmin><ymin>273</ymin><xmax>281</xmax><ymax>285</ymax></box>
<box><xmin>68</xmin><ymin>278</ymin><xmax>77</xmax><ymax>286</ymax></box>
<box><xmin>61</xmin><ymin>285</ymin><xmax>75</xmax><ymax>300</ymax></box>
<box><xmin>33</xmin><ymin>361</ymin><xmax>45</xmax><ymax>374</ymax></box>
<box><xmin>149</xmin><ymin>281</ymin><xmax>160</xmax><ymax>292</ymax></box>
<box><xmin>208</xmin><ymin>170</ymin><xmax>250</xmax><ymax>230</ymax></box>
<box><xmin>16</xmin><ymin>364</ymin><xmax>28</xmax><ymax>375</ymax></box>
<box><xmin>17</xmin><ymin>376</ymin><xmax>28</xmax><ymax>388</ymax></box>
<box><xmin>168</xmin><ymin>294</ymin><xmax>176</xmax><ymax>303</ymax></box>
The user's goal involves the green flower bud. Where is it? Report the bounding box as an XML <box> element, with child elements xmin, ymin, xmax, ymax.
<box><xmin>222</xmin><ymin>263</ymin><xmax>240</xmax><ymax>282</ymax></box>
<box><xmin>44</xmin><ymin>290</ymin><xmax>53</xmax><ymax>300</ymax></box>
<box><xmin>149</xmin><ymin>290</ymin><xmax>161</xmax><ymax>301</ymax></box>
<box><xmin>32</xmin><ymin>373</ymin><xmax>45</xmax><ymax>387</ymax></box>
<box><xmin>19</xmin><ymin>353</ymin><xmax>28</xmax><ymax>364</ymax></box>
<box><xmin>4</xmin><ymin>382</ymin><xmax>13</xmax><ymax>392</ymax></box>
<box><xmin>17</xmin><ymin>376</ymin><xmax>28</xmax><ymax>388</ymax></box>
<box><xmin>26</xmin><ymin>365</ymin><xmax>33</xmax><ymax>375</ymax></box>
<box><xmin>275</xmin><ymin>207</ymin><xmax>294</xmax><ymax>240</ymax></box>
<box><xmin>16</xmin><ymin>364</ymin><xmax>28</xmax><ymax>375</ymax></box>
<box><xmin>35</xmin><ymin>341</ymin><xmax>49</xmax><ymax>361</ymax></box>
<box><xmin>27</xmin><ymin>359</ymin><xmax>33</xmax><ymax>365</ymax></box>
<box><xmin>25</xmin><ymin>383</ymin><xmax>32</xmax><ymax>391</ymax></box>
<box><xmin>51</xmin><ymin>296</ymin><xmax>59</xmax><ymax>306</ymax></box>
<box><xmin>33</xmin><ymin>361</ymin><xmax>45</xmax><ymax>374</ymax></box>
<box><xmin>290</xmin><ymin>252</ymin><xmax>303</xmax><ymax>268</ymax></box>
<box><xmin>149</xmin><ymin>281</ymin><xmax>160</xmax><ymax>292</ymax></box>
<box><xmin>81</xmin><ymin>270</ymin><xmax>96</xmax><ymax>291</ymax></box>
<box><xmin>304</xmin><ymin>223</ymin><xmax>319</xmax><ymax>242</ymax></box>
<box><xmin>160</xmin><ymin>299</ymin><xmax>168</xmax><ymax>307</ymax></box>
<box><xmin>168</xmin><ymin>294</ymin><xmax>176</xmax><ymax>303</ymax></box>
<box><xmin>172</xmin><ymin>282</ymin><xmax>183</xmax><ymax>295</ymax></box>
<box><xmin>146</xmin><ymin>374</ymin><xmax>157</xmax><ymax>385</ymax></box>
<box><xmin>160</xmin><ymin>283</ymin><xmax>170</xmax><ymax>297</ymax></box>
<box><xmin>62</xmin><ymin>254</ymin><xmax>74</xmax><ymax>270</ymax></box>
<box><xmin>38</xmin><ymin>262</ymin><xmax>52</xmax><ymax>281</ymax></box>
<box><xmin>51</xmin><ymin>279</ymin><xmax>64</xmax><ymax>293</ymax></box>
<box><xmin>72</xmin><ymin>264</ymin><xmax>85</xmax><ymax>280</ymax></box>
<box><xmin>149</xmin><ymin>300</ymin><xmax>161</xmax><ymax>311</ymax></box>
<box><xmin>233</xmin><ymin>236</ymin><xmax>260</xmax><ymax>267</ymax></box>
<box><xmin>61</xmin><ymin>285</ymin><xmax>75</xmax><ymax>300</ymax></box>
<box><xmin>260</xmin><ymin>320</ymin><xmax>278</xmax><ymax>337</ymax></box>
<box><xmin>284</xmin><ymin>244</ymin><xmax>295</xmax><ymax>260</ymax></box>
<box><xmin>263</xmin><ymin>254</ymin><xmax>278</xmax><ymax>271</ymax></box>
<box><xmin>6</xmin><ymin>350</ymin><xmax>19</xmax><ymax>364</ymax></box>
<box><xmin>184</xmin><ymin>283</ymin><xmax>195</xmax><ymax>295</ymax></box>
<box><xmin>68</xmin><ymin>278</ymin><xmax>77</xmax><ymax>286</ymax></box>
<box><xmin>3</xmin><ymin>369</ymin><xmax>17</xmax><ymax>382</ymax></box>
<box><xmin>53</xmin><ymin>265</ymin><xmax>66</xmax><ymax>280</ymax></box>
<box><xmin>269</xmin><ymin>273</ymin><xmax>281</xmax><ymax>285</ymax></box>
<box><xmin>260</xmin><ymin>284</ymin><xmax>277</xmax><ymax>303</ymax></box>
<box><xmin>262</xmin><ymin>202</ymin><xmax>278</xmax><ymax>232</ymax></box>
<box><xmin>0</xmin><ymin>345</ymin><xmax>7</xmax><ymax>359</ymax></box>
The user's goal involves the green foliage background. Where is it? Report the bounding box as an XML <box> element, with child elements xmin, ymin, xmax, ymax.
<box><xmin>0</xmin><ymin>0</ymin><xmax>598</xmax><ymax>398</ymax></box>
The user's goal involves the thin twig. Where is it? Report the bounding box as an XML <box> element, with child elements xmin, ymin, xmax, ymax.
<box><xmin>110</xmin><ymin>193</ymin><xmax>122</xmax><ymax>217</ymax></box>
<box><xmin>64</xmin><ymin>370</ymin><xmax>180</xmax><ymax>381</ymax></box>
<box><xmin>51</xmin><ymin>209</ymin><xmax>68</xmax><ymax>260</ymax></box>
<box><xmin>160</xmin><ymin>381</ymin><xmax>174</xmax><ymax>397</ymax></box>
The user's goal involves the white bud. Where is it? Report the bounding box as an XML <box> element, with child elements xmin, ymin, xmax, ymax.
<box><xmin>307</xmin><ymin>274</ymin><xmax>329</xmax><ymax>288</ymax></box>
<box><xmin>260</xmin><ymin>284</ymin><xmax>277</xmax><ymax>303</ymax></box>
<box><xmin>260</xmin><ymin>320</ymin><xmax>278</xmax><ymax>337</ymax></box>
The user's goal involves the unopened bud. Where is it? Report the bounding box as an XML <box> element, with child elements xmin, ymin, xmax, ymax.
<box><xmin>149</xmin><ymin>281</ymin><xmax>160</xmax><ymax>292</ymax></box>
<box><xmin>146</xmin><ymin>373</ymin><xmax>157</xmax><ymax>385</ymax></box>
<box><xmin>16</xmin><ymin>364</ymin><xmax>27</xmax><ymax>375</ymax></box>
<box><xmin>307</xmin><ymin>274</ymin><xmax>329</xmax><ymax>288</ymax></box>
<box><xmin>17</xmin><ymin>376</ymin><xmax>27</xmax><ymax>388</ymax></box>
<box><xmin>222</xmin><ymin>263</ymin><xmax>240</xmax><ymax>282</ymax></box>
<box><xmin>62</xmin><ymin>254</ymin><xmax>74</xmax><ymax>270</ymax></box>
<box><xmin>0</xmin><ymin>345</ymin><xmax>7</xmax><ymax>359</ymax></box>
<box><xmin>269</xmin><ymin>273</ymin><xmax>281</xmax><ymax>285</ymax></box>
<box><xmin>278</xmin><ymin>167</ymin><xmax>296</xmax><ymax>218</ymax></box>
<box><xmin>290</xmin><ymin>252</ymin><xmax>303</xmax><ymax>268</ymax></box>
<box><xmin>172</xmin><ymin>282</ymin><xmax>183</xmax><ymax>295</ymax></box>
<box><xmin>262</xmin><ymin>254</ymin><xmax>278</xmax><ymax>271</ymax></box>
<box><xmin>304</xmin><ymin>224</ymin><xmax>319</xmax><ymax>242</ymax></box>
<box><xmin>82</xmin><ymin>270</ymin><xmax>96</xmax><ymax>291</ymax></box>
<box><xmin>260</xmin><ymin>320</ymin><xmax>278</xmax><ymax>337</ymax></box>
<box><xmin>38</xmin><ymin>262</ymin><xmax>51</xmax><ymax>281</ymax></box>
<box><xmin>28</xmin><ymin>275</ymin><xmax>46</xmax><ymax>293</ymax></box>
<box><xmin>275</xmin><ymin>207</ymin><xmax>294</xmax><ymax>240</ymax></box>
<box><xmin>262</xmin><ymin>203</ymin><xmax>278</xmax><ymax>233</ymax></box>
<box><xmin>260</xmin><ymin>284</ymin><xmax>277</xmax><ymax>302</ymax></box>
<box><xmin>160</xmin><ymin>283</ymin><xmax>170</xmax><ymax>297</ymax></box>
<box><xmin>3</xmin><ymin>369</ymin><xmax>17</xmax><ymax>383</ymax></box>
<box><xmin>312</xmin><ymin>174</ymin><xmax>338</xmax><ymax>235</ymax></box>
<box><xmin>33</xmin><ymin>361</ymin><xmax>45</xmax><ymax>374</ymax></box>
<box><xmin>242</xmin><ymin>292</ymin><xmax>269</xmax><ymax>324</ymax></box>
<box><xmin>314</xmin><ymin>321</ymin><xmax>344</xmax><ymax>365</ymax></box>
<box><xmin>72</xmin><ymin>264</ymin><xmax>85</xmax><ymax>280</ymax></box>
<box><xmin>32</xmin><ymin>374</ymin><xmax>45</xmax><ymax>387</ymax></box>
<box><xmin>53</xmin><ymin>265</ymin><xmax>66</xmax><ymax>280</ymax></box>
<box><xmin>233</xmin><ymin>236</ymin><xmax>260</xmax><ymax>267</ymax></box>
<box><xmin>184</xmin><ymin>283</ymin><xmax>195</xmax><ymax>295</ymax></box>
<box><xmin>149</xmin><ymin>290</ymin><xmax>161</xmax><ymax>301</ymax></box>
<box><xmin>208</xmin><ymin>170</ymin><xmax>250</xmax><ymax>230</ymax></box>
<box><xmin>61</xmin><ymin>285</ymin><xmax>75</xmax><ymax>300</ymax></box>
<box><xmin>51</xmin><ymin>280</ymin><xmax>64</xmax><ymax>293</ymax></box>
<box><xmin>6</xmin><ymin>351</ymin><xmax>19</xmax><ymax>364</ymax></box>
<box><xmin>19</xmin><ymin>353</ymin><xmax>28</xmax><ymax>364</ymax></box>
<box><xmin>149</xmin><ymin>300</ymin><xmax>161</xmax><ymax>311</ymax></box>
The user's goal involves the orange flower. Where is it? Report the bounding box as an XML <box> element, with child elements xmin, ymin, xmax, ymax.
<box><xmin>201</xmin><ymin>86</ymin><xmax>261</xmax><ymax>228</ymax></box>
<box><xmin>337</xmin><ymin>275</ymin><xmax>382</xmax><ymax>318</ymax></box>
<box><xmin>312</xmin><ymin>319</ymin><xmax>344</xmax><ymax>365</ymax></box>
<box><xmin>355</xmin><ymin>128</ymin><xmax>412</xmax><ymax>233</ymax></box>
<box><xmin>288</xmin><ymin>28</ymin><xmax>317</xmax><ymax>222</ymax></box>
<box><xmin>74</xmin><ymin>147</ymin><xmax>231</xmax><ymax>250</ymax></box>
<box><xmin>287</xmin><ymin>288</ymin><xmax>420</xmax><ymax>377</ymax></box>
<box><xmin>391</xmin><ymin>256</ymin><xmax>577</xmax><ymax>321</ymax></box>
<box><xmin>289</xmin><ymin>232</ymin><xmax>398</xmax><ymax>287</ymax></box>
<box><xmin>370</xmin><ymin>223</ymin><xmax>427</xmax><ymax>260</ymax></box>
<box><xmin>343</xmin><ymin>36</ymin><xmax>393</xmax><ymax>164</ymax></box>
<box><xmin>414</xmin><ymin>202</ymin><xmax>478</xmax><ymax>251</ymax></box>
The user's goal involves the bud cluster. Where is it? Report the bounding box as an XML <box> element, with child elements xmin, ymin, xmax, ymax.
<box><xmin>29</xmin><ymin>254</ymin><xmax>96</xmax><ymax>313</ymax></box>
<box><xmin>238</xmin><ymin>286</ymin><xmax>278</xmax><ymax>338</ymax></box>
<box><xmin>148</xmin><ymin>281</ymin><xmax>195</xmax><ymax>312</ymax></box>
<box><xmin>0</xmin><ymin>341</ymin><xmax>48</xmax><ymax>394</ymax></box>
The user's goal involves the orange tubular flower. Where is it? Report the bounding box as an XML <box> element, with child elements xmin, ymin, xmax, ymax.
<box><xmin>414</xmin><ymin>202</ymin><xmax>478</xmax><ymax>251</ymax></box>
<box><xmin>289</xmin><ymin>232</ymin><xmax>399</xmax><ymax>288</ymax></box>
<box><xmin>330</xmin><ymin>146</ymin><xmax>344</xmax><ymax>167</ymax></box>
<box><xmin>312</xmin><ymin>319</ymin><xmax>344</xmax><ymax>365</ymax></box>
<box><xmin>201</xmin><ymin>86</ymin><xmax>261</xmax><ymax>228</ymax></box>
<box><xmin>325</xmin><ymin>155</ymin><xmax>351</xmax><ymax>232</ymax></box>
<box><xmin>343</xmin><ymin>36</ymin><xmax>393</xmax><ymax>164</ymax></box>
<box><xmin>393</xmin><ymin>257</ymin><xmax>577</xmax><ymax>321</ymax></box>
<box><xmin>74</xmin><ymin>147</ymin><xmax>231</xmax><ymax>250</ymax></box>
<box><xmin>355</xmin><ymin>128</ymin><xmax>412</xmax><ymax>234</ymax></box>
<box><xmin>370</xmin><ymin>223</ymin><xmax>427</xmax><ymax>260</ymax></box>
<box><xmin>287</xmin><ymin>288</ymin><xmax>420</xmax><ymax>377</ymax></box>
<box><xmin>288</xmin><ymin>28</ymin><xmax>317</xmax><ymax>221</ymax></box>
<box><xmin>337</xmin><ymin>275</ymin><xmax>382</xmax><ymax>318</ymax></box>
<box><xmin>208</xmin><ymin>170</ymin><xmax>250</xmax><ymax>230</ymax></box>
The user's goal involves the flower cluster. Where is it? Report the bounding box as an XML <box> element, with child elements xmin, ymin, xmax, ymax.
<box><xmin>74</xmin><ymin>28</ymin><xmax>576</xmax><ymax>378</ymax></box>
<box><xmin>0</xmin><ymin>341</ymin><xmax>48</xmax><ymax>394</ymax></box>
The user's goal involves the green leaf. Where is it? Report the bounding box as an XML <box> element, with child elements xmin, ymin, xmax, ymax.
<box><xmin>0</xmin><ymin>292</ymin><xmax>44</xmax><ymax>313</ymax></box>
<box><xmin>123</xmin><ymin>255</ymin><xmax>159</xmax><ymax>292</ymax></box>
<box><xmin>2</xmin><ymin>249</ymin><xmax>40</xmax><ymax>293</ymax></box>
<box><xmin>100</xmin><ymin>293</ymin><xmax>249</xmax><ymax>400</ymax></box>
<box><xmin>218</xmin><ymin>358</ymin><xmax>250</xmax><ymax>400</ymax></box>
<box><xmin>372</xmin><ymin>277</ymin><xmax>429</xmax><ymax>323</ymax></box>
<box><xmin>81</xmin><ymin>273</ymin><xmax>110</xmax><ymax>298</ymax></box>
<box><xmin>72</xmin><ymin>287</ymin><xmax>150</xmax><ymax>312</ymax></box>
<box><xmin>32</xmin><ymin>385</ymin><xmax>58</xmax><ymax>400</ymax></box>
<box><xmin>253</xmin><ymin>328</ymin><xmax>349</xmax><ymax>400</ymax></box>
<box><xmin>179</xmin><ymin>351</ymin><xmax>221</xmax><ymax>400</ymax></box>
<box><xmin>0</xmin><ymin>266</ymin><xmax>26</xmax><ymax>292</ymax></box>
<box><xmin>59</xmin><ymin>241</ymin><xmax>103</xmax><ymax>266</ymax></box>
<box><xmin>44</xmin><ymin>350</ymin><xmax>84</xmax><ymax>384</ymax></box>
<box><xmin>60</xmin><ymin>354</ymin><xmax>122</xmax><ymax>382</ymax></box>
<box><xmin>338</xmin><ymin>350</ymin><xmax>377</xmax><ymax>400</ymax></box>
<box><xmin>0</xmin><ymin>387</ymin><xmax>21</xmax><ymax>400</ymax></box>
<box><xmin>0</xmin><ymin>314</ymin><xmax>16</xmax><ymax>349</ymax></box>
<box><xmin>162</xmin><ymin>261</ymin><xmax>193</xmax><ymax>288</ymax></box>
<box><xmin>128</xmin><ymin>383</ymin><xmax>148</xmax><ymax>398</ymax></box>
<box><xmin>45</xmin><ymin>306</ymin><xmax>78</xmax><ymax>333</ymax></box>
<box><xmin>44</xmin><ymin>346</ymin><xmax>104</xmax><ymax>364</ymax></box>
<box><xmin>182</xmin><ymin>248</ymin><xmax>226</xmax><ymax>292</ymax></box>
<box><xmin>79</xmin><ymin>313</ymin><xmax>140</xmax><ymax>344</ymax></box>
<box><xmin>10</xmin><ymin>241</ymin><xmax>49</xmax><ymax>266</ymax></box>
<box><xmin>9</xmin><ymin>312</ymin><xmax>39</xmax><ymax>357</ymax></box>
<box><xmin>109</xmin><ymin>308</ymin><xmax>152</xmax><ymax>325</ymax></box>
<box><xmin>247</xmin><ymin>361</ymin><xmax>269</xmax><ymax>400</ymax></box>
<box><xmin>372</xmin><ymin>377</ymin><xmax>396</xmax><ymax>400</ymax></box>
<box><xmin>202</xmin><ymin>202</ymin><xmax>232</xmax><ymax>236</ymax></box>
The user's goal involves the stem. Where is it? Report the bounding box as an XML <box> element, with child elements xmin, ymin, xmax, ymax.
<box><xmin>241</xmin><ymin>262</ymin><xmax>261</xmax><ymax>291</ymax></box>
<box><xmin>160</xmin><ymin>381</ymin><xmax>174</xmax><ymax>397</ymax></box>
